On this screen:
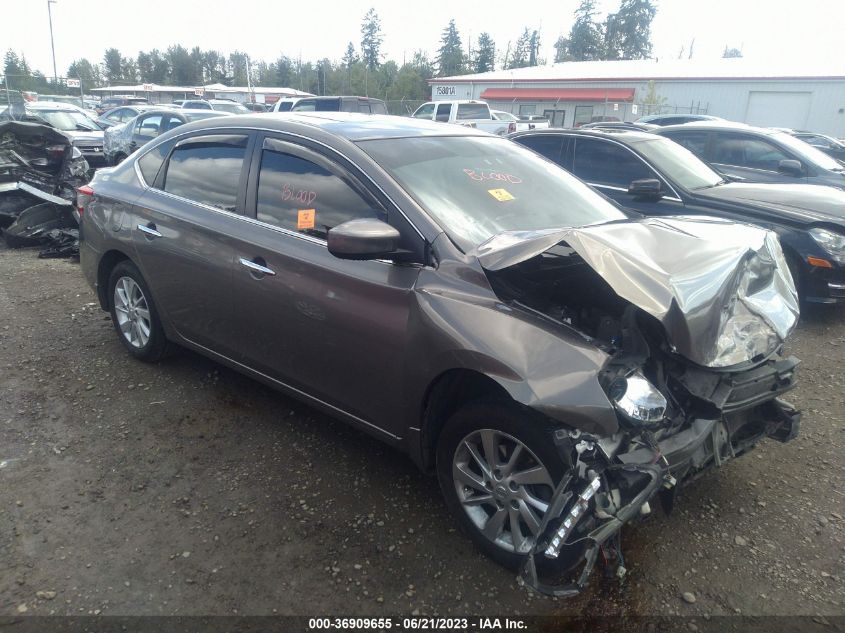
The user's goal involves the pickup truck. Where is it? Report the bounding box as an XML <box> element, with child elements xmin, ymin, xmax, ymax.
<box><xmin>412</xmin><ymin>100</ymin><xmax>512</xmax><ymax>135</ymax></box>
<box><xmin>491</xmin><ymin>110</ymin><xmax>550</xmax><ymax>132</ymax></box>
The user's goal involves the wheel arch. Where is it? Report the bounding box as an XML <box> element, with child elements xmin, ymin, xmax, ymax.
<box><xmin>416</xmin><ymin>368</ymin><xmax>514</xmax><ymax>472</ymax></box>
<box><xmin>96</xmin><ymin>249</ymin><xmax>132</xmax><ymax>310</ymax></box>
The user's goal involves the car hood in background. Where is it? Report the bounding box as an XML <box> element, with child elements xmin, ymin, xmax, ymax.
<box><xmin>697</xmin><ymin>182</ymin><xmax>845</xmax><ymax>225</ymax></box>
<box><xmin>473</xmin><ymin>216</ymin><xmax>799</xmax><ymax>368</ymax></box>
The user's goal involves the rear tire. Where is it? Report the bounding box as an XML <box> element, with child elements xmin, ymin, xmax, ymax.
<box><xmin>436</xmin><ymin>402</ymin><xmax>568</xmax><ymax>570</ymax></box>
<box><xmin>107</xmin><ymin>260</ymin><xmax>170</xmax><ymax>362</ymax></box>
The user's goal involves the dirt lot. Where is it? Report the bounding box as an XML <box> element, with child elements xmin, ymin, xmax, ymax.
<box><xmin>1</xmin><ymin>244</ymin><xmax>843</xmax><ymax>619</ymax></box>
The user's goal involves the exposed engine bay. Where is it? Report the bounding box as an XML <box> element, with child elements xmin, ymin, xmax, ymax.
<box><xmin>481</xmin><ymin>219</ymin><xmax>802</xmax><ymax>596</ymax></box>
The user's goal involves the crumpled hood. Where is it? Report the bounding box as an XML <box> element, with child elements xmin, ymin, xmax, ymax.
<box><xmin>474</xmin><ymin>216</ymin><xmax>799</xmax><ymax>368</ymax></box>
<box><xmin>698</xmin><ymin>182</ymin><xmax>845</xmax><ymax>225</ymax></box>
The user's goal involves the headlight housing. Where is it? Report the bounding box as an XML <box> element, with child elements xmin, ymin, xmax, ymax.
<box><xmin>608</xmin><ymin>371</ymin><xmax>667</xmax><ymax>424</ymax></box>
<box><xmin>809</xmin><ymin>227</ymin><xmax>845</xmax><ymax>264</ymax></box>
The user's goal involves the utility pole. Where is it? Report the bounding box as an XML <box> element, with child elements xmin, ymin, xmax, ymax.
<box><xmin>47</xmin><ymin>0</ymin><xmax>58</xmax><ymax>85</ymax></box>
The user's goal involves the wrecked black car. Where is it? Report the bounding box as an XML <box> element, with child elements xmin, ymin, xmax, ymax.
<box><xmin>78</xmin><ymin>115</ymin><xmax>801</xmax><ymax>596</ymax></box>
<box><xmin>0</xmin><ymin>120</ymin><xmax>88</xmax><ymax>255</ymax></box>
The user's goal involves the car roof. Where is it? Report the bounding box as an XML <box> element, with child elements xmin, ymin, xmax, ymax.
<box><xmin>510</xmin><ymin>127</ymin><xmax>659</xmax><ymax>144</ymax></box>
<box><xmin>657</xmin><ymin>121</ymin><xmax>781</xmax><ymax>135</ymax></box>
<box><xmin>164</xmin><ymin>111</ymin><xmax>490</xmax><ymax>141</ymax></box>
<box><xmin>297</xmin><ymin>95</ymin><xmax>385</xmax><ymax>102</ymax></box>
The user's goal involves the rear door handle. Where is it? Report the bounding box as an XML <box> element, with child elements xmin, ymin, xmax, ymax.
<box><xmin>239</xmin><ymin>257</ymin><xmax>275</xmax><ymax>276</ymax></box>
<box><xmin>137</xmin><ymin>223</ymin><xmax>162</xmax><ymax>238</ymax></box>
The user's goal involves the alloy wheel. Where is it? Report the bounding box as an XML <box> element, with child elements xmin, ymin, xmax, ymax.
<box><xmin>452</xmin><ymin>428</ymin><xmax>555</xmax><ymax>554</ymax></box>
<box><xmin>113</xmin><ymin>276</ymin><xmax>151</xmax><ymax>349</ymax></box>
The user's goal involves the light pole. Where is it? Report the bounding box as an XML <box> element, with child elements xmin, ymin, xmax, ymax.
<box><xmin>47</xmin><ymin>0</ymin><xmax>58</xmax><ymax>86</ymax></box>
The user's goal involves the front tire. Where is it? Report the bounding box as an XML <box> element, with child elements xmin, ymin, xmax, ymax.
<box><xmin>107</xmin><ymin>260</ymin><xmax>169</xmax><ymax>361</ymax></box>
<box><xmin>436</xmin><ymin>403</ymin><xmax>567</xmax><ymax>570</ymax></box>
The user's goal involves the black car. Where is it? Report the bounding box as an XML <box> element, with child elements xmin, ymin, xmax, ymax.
<box><xmin>579</xmin><ymin>121</ymin><xmax>657</xmax><ymax>132</ymax></box>
<box><xmin>787</xmin><ymin>131</ymin><xmax>845</xmax><ymax>163</ymax></box>
<box><xmin>511</xmin><ymin>128</ymin><xmax>845</xmax><ymax>303</ymax></box>
<box><xmin>289</xmin><ymin>96</ymin><xmax>388</xmax><ymax>115</ymax></box>
<box><xmin>655</xmin><ymin>122</ymin><xmax>845</xmax><ymax>190</ymax></box>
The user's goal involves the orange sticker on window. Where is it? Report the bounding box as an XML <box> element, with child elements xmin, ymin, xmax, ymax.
<box><xmin>487</xmin><ymin>188</ymin><xmax>515</xmax><ymax>202</ymax></box>
<box><xmin>297</xmin><ymin>209</ymin><xmax>316</xmax><ymax>230</ymax></box>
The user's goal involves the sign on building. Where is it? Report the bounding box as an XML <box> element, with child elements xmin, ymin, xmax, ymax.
<box><xmin>194</xmin><ymin>87</ymin><xmax>205</xmax><ymax>97</ymax></box>
<box><xmin>66</xmin><ymin>78</ymin><xmax>80</xmax><ymax>88</ymax></box>
<box><xmin>435</xmin><ymin>85</ymin><xmax>456</xmax><ymax>96</ymax></box>
<box><xmin>631</xmin><ymin>104</ymin><xmax>639</xmax><ymax>115</ymax></box>
<box><xmin>143</xmin><ymin>83</ymin><xmax>153</xmax><ymax>92</ymax></box>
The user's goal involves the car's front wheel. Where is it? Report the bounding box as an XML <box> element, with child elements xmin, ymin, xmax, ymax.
<box><xmin>107</xmin><ymin>260</ymin><xmax>170</xmax><ymax>361</ymax></box>
<box><xmin>436</xmin><ymin>403</ymin><xmax>567</xmax><ymax>570</ymax></box>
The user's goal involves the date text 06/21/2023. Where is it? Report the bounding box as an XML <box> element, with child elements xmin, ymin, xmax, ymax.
<box><xmin>307</xmin><ymin>617</ymin><xmax>528</xmax><ymax>630</ymax></box>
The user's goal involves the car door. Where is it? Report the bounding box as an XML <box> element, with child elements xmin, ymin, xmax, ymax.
<box><xmin>130</xmin><ymin>131</ymin><xmax>254</xmax><ymax>354</ymax></box>
<box><xmin>708</xmin><ymin>132</ymin><xmax>807</xmax><ymax>183</ymax></box>
<box><xmin>226</xmin><ymin>134</ymin><xmax>422</xmax><ymax>435</ymax></box>
<box><xmin>515</xmin><ymin>133</ymin><xmax>566</xmax><ymax>164</ymax></box>
<box><xmin>570</xmin><ymin>136</ymin><xmax>686</xmax><ymax>216</ymax></box>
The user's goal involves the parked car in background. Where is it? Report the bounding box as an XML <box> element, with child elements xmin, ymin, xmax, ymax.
<box><xmin>180</xmin><ymin>99</ymin><xmax>251</xmax><ymax>114</ymax></box>
<box><xmin>78</xmin><ymin>113</ymin><xmax>800</xmax><ymax>595</ymax></box>
<box><xmin>242</xmin><ymin>103</ymin><xmax>269</xmax><ymax>113</ymax></box>
<box><xmin>97</xmin><ymin>104</ymin><xmax>173</xmax><ymax>129</ymax></box>
<box><xmin>19</xmin><ymin>102</ymin><xmax>106</xmax><ymax>167</ymax></box>
<box><xmin>271</xmin><ymin>97</ymin><xmax>303</xmax><ymax>112</ymax></box>
<box><xmin>636</xmin><ymin>113</ymin><xmax>724</xmax><ymax>126</ymax></box>
<box><xmin>412</xmin><ymin>100</ymin><xmax>511</xmax><ymax>135</ymax></box>
<box><xmin>37</xmin><ymin>95</ymin><xmax>99</xmax><ymax>118</ymax></box>
<box><xmin>491</xmin><ymin>110</ymin><xmax>550</xmax><ymax>132</ymax></box>
<box><xmin>288</xmin><ymin>96</ymin><xmax>388</xmax><ymax>114</ymax></box>
<box><xmin>511</xmin><ymin>127</ymin><xmax>845</xmax><ymax>303</ymax></box>
<box><xmin>104</xmin><ymin>109</ymin><xmax>231</xmax><ymax>165</ymax></box>
<box><xmin>786</xmin><ymin>131</ymin><xmax>845</xmax><ymax>163</ymax></box>
<box><xmin>656</xmin><ymin>122</ymin><xmax>845</xmax><ymax>190</ymax></box>
<box><xmin>96</xmin><ymin>96</ymin><xmax>149</xmax><ymax>115</ymax></box>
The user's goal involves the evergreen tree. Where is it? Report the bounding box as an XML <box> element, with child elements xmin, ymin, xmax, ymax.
<box><xmin>507</xmin><ymin>29</ymin><xmax>531</xmax><ymax>69</ymax></box>
<box><xmin>436</xmin><ymin>19</ymin><xmax>465</xmax><ymax>76</ymax></box>
<box><xmin>553</xmin><ymin>36</ymin><xmax>569</xmax><ymax>63</ymax></box>
<box><xmin>474</xmin><ymin>33</ymin><xmax>496</xmax><ymax>73</ymax></box>
<box><xmin>605</xmin><ymin>0</ymin><xmax>657</xmax><ymax>60</ymax></box>
<box><xmin>566</xmin><ymin>0</ymin><xmax>604</xmax><ymax>61</ymax></box>
<box><xmin>103</xmin><ymin>48</ymin><xmax>123</xmax><ymax>84</ymax></box>
<box><xmin>360</xmin><ymin>8</ymin><xmax>383</xmax><ymax>70</ymax></box>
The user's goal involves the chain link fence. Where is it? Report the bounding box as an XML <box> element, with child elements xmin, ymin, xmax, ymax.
<box><xmin>384</xmin><ymin>99</ymin><xmax>426</xmax><ymax>117</ymax></box>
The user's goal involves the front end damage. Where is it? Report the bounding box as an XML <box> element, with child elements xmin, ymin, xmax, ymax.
<box><xmin>476</xmin><ymin>216</ymin><xmax>802</xmax><ymax>596</ymax></box>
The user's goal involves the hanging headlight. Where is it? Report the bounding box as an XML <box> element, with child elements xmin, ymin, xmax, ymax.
<box><xmin>608</xmin><ymin>371</ymin><xmax>667</xmax><ymax>424</ymax></box>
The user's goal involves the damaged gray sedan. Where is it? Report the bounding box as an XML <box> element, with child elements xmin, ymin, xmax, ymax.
<box><xmin>78</xmin><ymin>114</ymin><xmax>801</xmax><ymax>595</ymax></box>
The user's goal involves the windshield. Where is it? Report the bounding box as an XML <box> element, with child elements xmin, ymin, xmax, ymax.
<box><xmin>358</xmin><ymin>136</ymin><xmax>627</xmax><ymax>252</ymax></box>
<box><xmin>30</xmin><ymin>109</ymin><xmax>99</xmax><ymax>131</ymax></box>
<box><xmin>632</xmin><ymin>136</ymin><xmax>723</xmax><ymax>189</ymax></box>
<box><xmin>212</xmin><ymin>102</ymin><xmax>250</xmax><ymax>114</ymax></box>
<box><xmin>773</xmin><ymin>132</ymin><xmax>845</xmax><ymax>171</ymax></box>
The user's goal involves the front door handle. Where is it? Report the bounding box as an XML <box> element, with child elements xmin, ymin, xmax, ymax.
<box><xmin>239</xmin><ymin>257</ymin><xmax>275</xmax><ymax>277</ymax></box>
<box><xmin>137</xmin><ymin>223</ymin><xmax>162</xmax><ymax>238</ymax></box>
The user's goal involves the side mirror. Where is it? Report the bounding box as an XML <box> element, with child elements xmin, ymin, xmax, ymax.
<box><xmin>628</xmin><ymin>178</ymin><xmax>663</xmax><ymax>199</ymax></box>
<box><xmin>327</xmin><ymin>218</ymin><xmax>400</xmax><ymax>261</ymax></box>
<box><xmin>778</xmin><ymin>159</ymin><xmax>803</xmax><ymax>177</ymax></box>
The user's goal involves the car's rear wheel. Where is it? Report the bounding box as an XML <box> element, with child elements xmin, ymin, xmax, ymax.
<box><xmin>108</xmin><ymin>260</ymin><xmax>169</xmax><ymax>361</ymax></box>
<box><xmin>436</xmin><ymin>403</ymin><xmax>567</xmax><ymax>570</ymax></box>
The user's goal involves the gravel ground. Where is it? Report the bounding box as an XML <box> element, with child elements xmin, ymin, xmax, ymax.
<box><xmin>1</xmin><ymin>244</ymin><xmax>843</xmax><ymax>618</ymax></box>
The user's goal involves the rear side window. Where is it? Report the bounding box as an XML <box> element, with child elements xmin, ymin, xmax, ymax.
<box><xmin>664</xmin><ymin>131</ymin><xmax>708</xmax><ymax>157</ymax></box>
<box><xmin>435</xmin><ymin>103</ymin><xmax>451</xmax><ymax>122</ymax></box>
<box><xmin>315</xmin><ymin>98</ymin><xmax>342</xmax><ymax>112</ymax></box>
<box><xmin>518</xmin><ymin>135</ymin><xmax>565</xmax><ymax>164</ymax></box>
<box><xmin>162</xmin><ymin>137</ymin><xmax>248</xmax><ymax>211</ymax></box>
<box><xmin>370</xmin><ymin>101</ymin><xmax>387</xmax><ymax>115</ymax></box>
<box><xmin>276</xmin><ymin>101</ymin><xmax>294</xmax><ymax>112</ymax></box>
<box><xmin>456</xmin><ymin>103</ymin><xmax>489</xmax><ymax>120</ymax></box>
<box><xmin>292</xmin><ymin>99</ymin><xmax>316</xmax><ymax>112</ymax></box>
<box><xmin>256</xmin><ymin>145</ymin><xmax>382</xmax><ymax>240</ymax></box>
<box><xmin>358</xmin><ymin>100</ymin><xmax>371</xmax><ymax>113</ymax></box>
<box><xmin>135</xmin><ymin>114</ymin><xmax>163</xmax><ymax>137</ymax></box>
<box><xmin>137</xmin><ymin>139</ymin><xmax>176</xmax><ymax>186</ymax></box>
<box><xmin>573</xmin><ymin>137</ymin><xmax>655</xmax><ymax>187</ymax></box>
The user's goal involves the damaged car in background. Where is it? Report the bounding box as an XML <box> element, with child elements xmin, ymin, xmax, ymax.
<box><xmin>77</xmin><ymin>115</ymin><xmax>801</xmax><ymax>596</ymax></box>
<box><xmin>0</xmin><ymin>120</ymin><xmax>89</xmax><ymax>257</ymax></box>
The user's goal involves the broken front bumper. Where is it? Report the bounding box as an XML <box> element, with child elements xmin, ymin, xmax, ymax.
<box><xmin>520</xmin><ymin>396</ymin><xmax>801</xmax><ymax>597</ymax></box>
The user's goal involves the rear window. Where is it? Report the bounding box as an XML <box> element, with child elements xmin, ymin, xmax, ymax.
<box><xmin>162</xmin><ymin>136</ymin><xmax>248</xmax><ymax>211</ymax></box>
<box><xmin>138</xmin><ymin>138</ymin><xmax>176</xmax><ymax>186</ymax></box>
<box><xmin>456</xmin><ymin>103</ymin><xmax>489</xmax><ymax>120</ymax></box>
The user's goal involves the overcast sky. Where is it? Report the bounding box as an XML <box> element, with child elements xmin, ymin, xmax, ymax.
<box><xmin>5</xmin><ymin>0</ymin><xmax>843</xmax><ymax>79</ymax></box>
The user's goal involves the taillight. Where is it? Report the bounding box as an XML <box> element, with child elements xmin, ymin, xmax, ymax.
<box><xmin>76</xmin><ymin>185</ymin><xmax>94</xmax><ymax>216</ymax></box>
<box><xmin>508</xmin><ymin>122</ymin><xmax>516</xmax><ymax>134</ymax></box>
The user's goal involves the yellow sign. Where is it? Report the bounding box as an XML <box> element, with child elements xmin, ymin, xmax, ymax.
<box><xmin>297</xmin><ymin>209</ymin><xmax>316</xmax><ymax>230</ymax></box>
<box><xmin>487</xmin><ymin>188</ymin><xmax>515</xmax><ymax>202</ymax></box>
